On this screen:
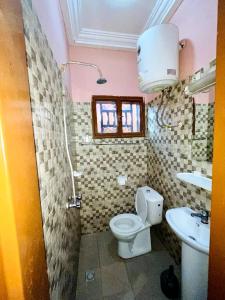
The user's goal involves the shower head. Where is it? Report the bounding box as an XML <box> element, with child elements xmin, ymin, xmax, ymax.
<box><xmin>61</xmin><ymin>61</ymin><xmax>107</xmax><ymax>85</ymax></box>
<box><xmin>97</xmin><ymin>78</ymin><xmax>107</xmax><ymax>84</ymax></box>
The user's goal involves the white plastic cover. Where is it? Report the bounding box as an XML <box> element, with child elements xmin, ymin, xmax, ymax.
<box><xmin>144</xmin><ymin>186</ymin><xmax>164</xmax><ymax>202</ymax></box>
<box><xmin>137</xmin><ymin>24</ymin><xmax>179</xmax><ymax>93</ymax></box>
<box><xmin>136</xmin><ymin>186</ymin><xmax>164</xmax><ymax>225</ymax></box>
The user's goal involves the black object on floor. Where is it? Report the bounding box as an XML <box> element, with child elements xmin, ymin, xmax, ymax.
<box><xmin>160</xmin><ymin>265</ymin><xmax>180</xmax><ymax>299</ymax></box>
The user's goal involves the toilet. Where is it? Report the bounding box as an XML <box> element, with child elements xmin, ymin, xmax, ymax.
<box><xmin>109</xmin><ymin>186</ymin><xmax>164</xmax><ymax>259</ymax></box>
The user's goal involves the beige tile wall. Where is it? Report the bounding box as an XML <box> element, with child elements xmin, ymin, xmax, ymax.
<box><xmin>147</xmin><ymin>80</ymin><xmax>212</xmax><ymax>262</ymax></box>
<box><xmin>71</xmin><ymin>102</ymin><xmax>148</xmax><ymax>234</ymax></box>
<box><xmin>22</xmin><ymin>1</ymin><xmax>81</xmax><ymax>298</ymax></box>
<box><xmin>71</xmin><ymin>82</ymin><xmax>212</xmax><ymax>264</ymax></box>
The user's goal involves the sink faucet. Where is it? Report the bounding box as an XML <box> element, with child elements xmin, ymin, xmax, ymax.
<box><xmin>191</xmin><ymin>210</ymin><xmax>210</xmax><ymax>224</ymax></box>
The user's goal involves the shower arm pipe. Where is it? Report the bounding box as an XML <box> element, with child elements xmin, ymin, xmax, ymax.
<box><xmin>61</xmin><ymin>61</ymin><xmax>107</xmax><ymax>205</ymax></box>
<box><xmin>61</xmin><ymin>60</ymin><xmax>104</xmax><ymax>78</ymax></box>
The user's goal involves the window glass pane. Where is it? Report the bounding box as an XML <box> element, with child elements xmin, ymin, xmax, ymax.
<box><xmin>96</xmin><ymin>101</ymin><xmax>118</xmax><ymax>134</ymax></box>
<box><xmin>122</xmin><ymin>102</ymin><xmax>141</xmax><ymax>133</ymax></box>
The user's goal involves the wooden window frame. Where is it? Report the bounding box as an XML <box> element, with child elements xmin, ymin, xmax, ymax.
<box><xmin>92</xmin><ymin>95</ymin><xmax>145</xmax><ymax>139</ymax></box>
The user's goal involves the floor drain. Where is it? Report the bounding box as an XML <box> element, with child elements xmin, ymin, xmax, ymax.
<box><xmin>85</xmin><ymin>270</ymin><xmax>95</xmax><ymax>282</ymax></box>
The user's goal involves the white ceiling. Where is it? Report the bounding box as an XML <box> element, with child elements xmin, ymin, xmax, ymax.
<box><xmin>60</xmin><ymin>0</ymin><xmax>183</xmax><ymax>50</ymax></box>
<box><xmin>79</xmin><ymin>0</ymin><xmax>156</xmax><ymax>35</ymax></box>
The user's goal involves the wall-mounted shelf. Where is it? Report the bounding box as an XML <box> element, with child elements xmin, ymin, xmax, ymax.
<box><xmin>176</xmin><ymin>172</ymin><xmax>212</xmax><ymax>192</ymax></box>
<box><xmin>185</xmin><ymin>60</ymin><xmax>216</xmax><ymax>95</ymax></box>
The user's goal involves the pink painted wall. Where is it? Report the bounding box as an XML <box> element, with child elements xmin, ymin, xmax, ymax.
<box><xmin>32</xmin><ymin>0</ymin><xmax>218</xmax><ymax>102</ymax></box>
<box><xmin>70</xmin><ymin>0</ymin><xmax>217</xmax><ymax>103</ymax></box>
<box><xmin>170</xmin><ymin>0</ymin><xmax>218</xmax><ymax>80</ymax></box>
<box><xmin>69</xmin><ymin>46</ymin><xmax>148</xmax><ymax>102</ymax></box>
<box><xmin>32</xmin><ymin>0</ymin><xmax>71</xmax><ymax>92</ymax></box>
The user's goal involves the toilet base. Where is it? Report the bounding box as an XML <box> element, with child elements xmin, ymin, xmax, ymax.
<box><xmin>118</xmin><ymin>227</ymin><xmax>151</xmax><ymax>259</ymax></box>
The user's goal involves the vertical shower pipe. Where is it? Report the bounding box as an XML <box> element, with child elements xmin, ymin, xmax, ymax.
<box><xmin>61</xmin><ymin>61</ymin><xmax>107</xmax><ymax>204</ymax></box>
<box><xmin>62</xmin><ymin>91</ymin><xmax>76</xmax><ymax>201</ymax></box>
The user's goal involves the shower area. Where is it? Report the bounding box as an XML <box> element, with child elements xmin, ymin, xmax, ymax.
<box><xmin>22</xmin><ymin>1</ymin><xmax>81</xmax><ymax>298</ymax></box>
<box><xmin>22</xmin><ymin>0</ymin><xmax>116</xmax><ymax>298</ymax></box>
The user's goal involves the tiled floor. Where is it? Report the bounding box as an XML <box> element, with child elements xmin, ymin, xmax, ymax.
<box><xmin>76</xmin><ymin>229</ymin><xmax>181</xmax><ymax>300</ymax></box>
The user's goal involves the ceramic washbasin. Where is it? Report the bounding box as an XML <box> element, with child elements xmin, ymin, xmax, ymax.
<box><xmin>166</xmin><ymin>207</ymin><xmax>210</xmax><ymax>255</ymax></box>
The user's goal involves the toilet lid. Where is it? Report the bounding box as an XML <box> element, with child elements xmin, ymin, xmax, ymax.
<box><xmin>135</xmin><ymin>188</ymin><xmax>147</xmax><ymax>223</ymax></box>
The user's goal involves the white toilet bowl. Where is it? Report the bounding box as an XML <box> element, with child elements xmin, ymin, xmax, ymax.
<box><xmin>109</xmin><ymin>186</ymin><xmax>164</xmax><ymax>259</ymax></box>
<box><xmin>110</xmin><ymin>213</ymin><xmax>151</xmax><ymax>258</ymax></box>
<box><xmin>110</xmin><ymin>213</ymin><xmax>143</xmax><ymax>240</ymax></box>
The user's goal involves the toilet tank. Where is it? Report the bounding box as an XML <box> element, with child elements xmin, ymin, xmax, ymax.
<box><xmin>142</xmin><ymin>186</ymin><xmax>164</xmax><ymax>225</ymax></box>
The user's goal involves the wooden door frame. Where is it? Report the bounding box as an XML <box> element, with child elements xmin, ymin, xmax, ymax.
<box><xmin>208</xmin><ymin>0</ymin><xmax>225</xmax><ymax>298</ymax></box>
<box><xmin>0</xmin><ymin>0</ymin><xmax>49</xmax><ymax>299</ymax></box>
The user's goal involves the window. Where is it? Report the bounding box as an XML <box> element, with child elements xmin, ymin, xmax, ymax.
<box><xmin>92</xmin><ymin>96</ymin><xmax>145</xmax><ymax>138</ymax></box>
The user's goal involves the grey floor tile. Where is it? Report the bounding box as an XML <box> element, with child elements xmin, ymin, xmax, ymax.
<box><xmin>126</xmin><ymin>251</ymin><xmax>180</xmax><ymax>300</ymax></box>
<box><xmin>76</xmin><ymin>290</ymin><xmax>103</xmax><ymax>300</ymax></box>
<box><xmin>76</xmin><ymin>231</ymin><xmax>181</xmax><ymax>300</ymax></box>
<box><xmin>133</xmin><ymin>275</ymin><xmax>169</xmax><ymax>300</ymax></box>
<box><xmin>125</xmin><ymin>253</ymin><xmax>151</xmax><ymax>275</ymax></box>
<box><xmin>79</xmin><ymin>233</ymin><xmax>100</xmax><ymax>270</ymax></box>
<box><xmin>135</xmin><ymin>289</ymin><xmax>169</xmax><ymax>300</ymax></box>
<box><xmin>80</xmin><ymin>233</ymin><xmax>98</xmax><ymax>250</ymax></box>
<box><xmin>76</xmin><ymin>268</ymin><xmax>102</xmax><ymax>300</ymax></box>
<box><xmin>101</xmin><ymin>262</ymin><xmax>132</xmax><ymax>297</ymax></box>
<box><xmin>151</xmin><ymin>230</ymin><xmax>165</xmax><ymax>252</ymax></box>
<box><xmin>103</xmin><ymin>289</ymin><xmax>135</xmax><ymax>300</ymax></box>
<box><xmin>97</xmin><ymin>230</ymin><xmax>122</xmax><ymax>266</ymax></box>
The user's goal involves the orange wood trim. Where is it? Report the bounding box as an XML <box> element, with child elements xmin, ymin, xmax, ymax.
<box><xmin>0</xmin><ymin>247</ymin><xmax>7</xmax><ymax>299</ymax></box>
<box><xmin>0</xmin><ymin>0</ymin><xmax>49</xmax><ymax>299</ymax></box>
<box><xmin>92</xmin><ymin>96</ymin><xmax>145</xmax><ymax>139</ymax></box>
<box><xmin>117</xmin><ymin>97</ymin><xmax>122</xmax><ymax>136</ymax></box>
<box><xmin>208</xmin><ymin>0</ymin><xmax>225</xmax><ymax>298</ymax></box>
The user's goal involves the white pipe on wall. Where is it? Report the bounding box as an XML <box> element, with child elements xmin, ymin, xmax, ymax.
<box><xmin>60</xmin><ymin>60</ymin><xmax>107</xmax><ymax>204</ymax></box>
<box><xmin>62</xmin><ymin>96</ymin><xmax>76</xmax><ymax>200</ymax></box>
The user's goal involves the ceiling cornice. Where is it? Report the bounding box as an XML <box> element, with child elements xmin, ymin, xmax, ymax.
<box><xmin>143</xmin><ymin>0</ymin><xmax>183</xmax><ymax>30</ymax></box>
<box><xmin>77</xmin><ymin>28</ymin><xmax>139</xmax><ymax>50</ymax></box>
<box><xmin>60</xmin><ymin>0</ymin><xmax>183</xmax><ymax>51</ymax></box>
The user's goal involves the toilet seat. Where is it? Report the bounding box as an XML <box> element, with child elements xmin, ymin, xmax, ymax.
<box><xmin>110</xmin><ymin>192</ymin><xmax>148</xmax><ymax>237</ymax></box>
<box><xmin>110</xmin><ymin>213</ymin><xmax>143</xmax><ymax>235</ymax></box>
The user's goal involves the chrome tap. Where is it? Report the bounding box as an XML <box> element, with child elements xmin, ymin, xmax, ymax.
<box><xmin>191</xmin><ymin>210</ymin><xmax>210</xmax><ymax>224</ymax></box>
<box><xmin>75</xmin><ymin>194</ymin><xmax>82</xmax><ymax>208</ymax></box>
<box><xmin>67</xmin><ymin>194</ymin><xmax>82</xmax><ymax>209</ymax></box>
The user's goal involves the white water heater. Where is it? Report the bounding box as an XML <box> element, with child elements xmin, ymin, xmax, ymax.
<box><xmin>137</xmin><ymin>24</ymin><xmax>179</xmax><ymax>93</ymax></box>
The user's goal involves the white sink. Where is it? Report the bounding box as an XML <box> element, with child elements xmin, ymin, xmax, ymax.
<box><xmin>166</xmin><ymin>207</ymin><xmax>210</xmax><ymax>254</ymax></box>
<box><xmin>176</xmin><ymin>172</ymin><xmax>212</xmax><ymax>192</ymax></box>
<box><xmin>166</xmin><ymin>207</ymin><xmax>210</xmax><ymax>300</ymax></box>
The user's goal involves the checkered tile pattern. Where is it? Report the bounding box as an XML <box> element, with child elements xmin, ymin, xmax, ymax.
<box><xmin>72</xmin><ymin>102</ymin><xmax>148</xmax><ymax>234</ymax></box>
<box><xmin>147</xmin><ymin>80</ymin><xmax>212</xmax><ymax>262</ymax></box>
<box><xmin>22</xmin><ymin>0</ymin><xmax>214</xmax><ymax>273</ymax></box>
<box><xmin>22</xmin><ymin>1</ymin><xmax>80</xmax><ymax>298</ymax></box>
<box><xmin>192</xmin><ymin>103</ymin><xmax>214</xmax><ymax>161</ymax></box>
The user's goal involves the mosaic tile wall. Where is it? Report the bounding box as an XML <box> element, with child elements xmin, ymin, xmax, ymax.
<box><xmin>71</xmin><ymin>102</ymin><xmax>148</xmax><ymax>234</ymax></box>
<box><xmin>147</xmin><ymin>81</ymin><xmax>212</xmax><ymax>263</ymax></box>
<box><xmin>22</xmin><ymin>1</ymin><xmax>81</xmax><ymax>299</ymax></box>
<box><xmin>192</xmin><ymin>103</ymin><xmax>214</xmax><ymax>161</ymax></box>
